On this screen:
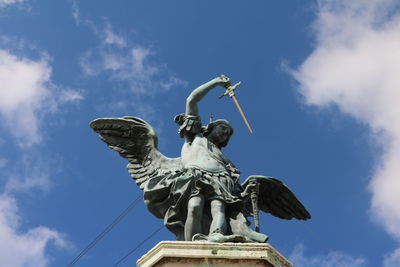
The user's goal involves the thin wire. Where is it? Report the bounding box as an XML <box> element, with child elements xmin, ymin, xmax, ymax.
<box><xmin>67</xmin><ymin>195</ymin><xmax>142</xmax><ymax>267</ymax></box>
<box><xmin>112</xmin><ymin>225</ymin><xmax>165</xmax><ymax>267</ymax></box>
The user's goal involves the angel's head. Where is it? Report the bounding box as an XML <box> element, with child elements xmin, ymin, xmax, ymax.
<box><xmin>202</xmin><ymin>119</ymin><xmax>234</xmax><ymax>148</ymax></box>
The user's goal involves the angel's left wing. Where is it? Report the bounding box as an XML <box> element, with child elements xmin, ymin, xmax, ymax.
<box><xmin>242</xmin><ymin>175</ymin><xmax>311</xmax><ymax>220</ymax></box>
<box><xmin>90</xmin><ymin>116</ymin><xmax>182</xmax><ymax>190</ymax></box>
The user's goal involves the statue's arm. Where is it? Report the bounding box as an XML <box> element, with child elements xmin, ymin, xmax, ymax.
<box><xmin>186</xmin><ymin>75</ymin><xmax>231</xmax><ymax>116</ymax></box>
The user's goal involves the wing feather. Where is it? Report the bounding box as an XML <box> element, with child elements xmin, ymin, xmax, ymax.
<box><xmin>90</xmin><ymin>117</ymin><xmax>182</xmax><ymax>189</ymax></box>
<box><xmin>242</xmin><ymin>175</ymin><xmax>311</xmax><ymax>220</ymax></box>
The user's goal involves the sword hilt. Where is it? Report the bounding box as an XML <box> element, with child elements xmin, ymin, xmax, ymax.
<box><xmin>218</xmin><ymin>81</ymin><xmax>241</xmax><ymax>99</ymax></box>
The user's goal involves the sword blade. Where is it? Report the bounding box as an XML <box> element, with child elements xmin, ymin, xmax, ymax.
<box><xmin>231</xmin><ymin>95</ymin><xmax>253</xmax><ymax>133</ymax></box>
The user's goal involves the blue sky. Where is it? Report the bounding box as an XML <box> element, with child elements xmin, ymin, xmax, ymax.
<box><xmin>1</xmin><ymin>0</ymin><xmax>400</xmax><ymax>266</ymax></box>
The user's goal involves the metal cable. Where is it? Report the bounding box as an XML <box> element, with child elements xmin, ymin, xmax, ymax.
<box><xmin>67</xmin><ymin>195</ymin><xmax>142</xmax><ymax>266</ymax></box>
<box><xmin>112</xmin><ymin>225</ymin><xmax>164</xmax><ymax>266</ymax></box>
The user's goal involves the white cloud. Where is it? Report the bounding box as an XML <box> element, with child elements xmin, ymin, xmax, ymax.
<box><xmin>0</xmin><ymin>152</ymin><xmax>68</xmax><ymax>266</ymax></box>
<box><xmin>0</xmin><ymin>141</ymin><xmax>69</xmax><ymax>267</ymax></box>
<box><xmin>71</xmin><ymin>0</ymin><xmax>81</xmax><ymax>25</ymax></box>
<box><xmin>0</xmin><ymin>46</ymin><xmax>79</xmax><ymax>265</ymax></box>
<box><xmin>289</xmin><ymin>244</ymin><xmax>366</xmax><ymax>267</ymax></box>
<box><xmin>0</xmin><ymin>50</ymin><xmax>51</xmax><ymax>145</ymax></box>
<box><xmin>4</xmin><ymin>156</ymin><xmax>53</xmax><ymax>194</ymax></box>
<box><xmin>103</xmin><ymin>23</ymin><xmax>126</xmax><ymax>47</ymax></box>
<box><xmin>0</xmin><ymin>0</ymin><xmax>25</xmax><ymax>8</ymax></box>
<box><xmin>384</xmin><ymin>248</ymin><xmax>400</xmax><ymax>267</ymax></box>
<box><xmin>78</xmin><ymin>19</ymin><xmax>186</xmax><ymax>95</ymax></box>
<box><xmin>291</xmin><ymin>0</ymin><xmax>400</xmax><ymax>262</ymax></box>
<box><xmin>5</xmin><ymin>173</ymin><xmax>49</xmax><ymax>194</ymax></box>
<box><xmin>0</xmin><ymin>49</ymin><xmax>83</xmax><ymax>146</ymax></box>
<box><xmin>59</xmin><ymin>88</ymin><xmax>84</xmax><ymax>103</ymax></box>
<box><xmin>0</xmin><ymin>194</ymin><xmax>69</xmax><ymax>267</ymax></box>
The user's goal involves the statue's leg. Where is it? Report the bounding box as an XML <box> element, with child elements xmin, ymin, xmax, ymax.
<box><xmin>209</xmin><ymin>199</ymin><xmax>226</xmax><ymax>234</ymax></box>
<box><xmin>185</xmin><ymin>194</ymin><xmax>205</xmax><ymax>241</ymax></box>
<box><xmin>229</xmin><ymin>211</ymin><xmax>268</xmax><ymax>243</ymax></box>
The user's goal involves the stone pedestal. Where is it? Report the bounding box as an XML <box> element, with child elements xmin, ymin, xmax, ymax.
<box><xmin>137</xmin><ymin>241</ymin><xmax>292</xmax><ymax>267</ymax></box>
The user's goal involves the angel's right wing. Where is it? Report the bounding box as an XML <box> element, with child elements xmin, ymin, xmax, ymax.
<box><xmin>90</xmin><ymin>116</ymin><xmax>182</xmax><ymax>189</ymax></box>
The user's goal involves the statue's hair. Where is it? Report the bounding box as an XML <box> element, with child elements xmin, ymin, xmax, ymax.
<box><xmin>202</xmin><ymin>119</ymin><xmax>234</xmax><ymax>147</ymax></box>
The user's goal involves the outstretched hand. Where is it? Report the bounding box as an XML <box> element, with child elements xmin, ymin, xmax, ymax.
<box><xmin>216</xmin><ymin>75</ymin><xmax>231</xmax><ymax>88</ymax></box>
<box><xmin>241</xmin><ymin>180</ymin><xmax>258</xmax><ymax>198</ymax></box>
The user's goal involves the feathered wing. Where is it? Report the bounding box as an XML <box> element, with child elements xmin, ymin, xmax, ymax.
<box><xmin>242</xmin><ymin>175</ymin><xmax>311</xmax><ymax>220</ymax></box>
<box><xmin>90</xmin><ymin>116</ymin><xmax>182</xmax><ymax>189</ymax></box>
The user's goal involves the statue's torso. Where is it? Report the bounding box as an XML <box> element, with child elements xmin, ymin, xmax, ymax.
<box><xmin>181</xmin><ymin>135</ymin><xmax>226</xmax><ymax>172</ymax></box>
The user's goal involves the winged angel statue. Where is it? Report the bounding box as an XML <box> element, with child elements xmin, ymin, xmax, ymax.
<box><xmin>90</xmin><ymin>76</ymin><xmax>311</xmax><ymax>243</ymax></box>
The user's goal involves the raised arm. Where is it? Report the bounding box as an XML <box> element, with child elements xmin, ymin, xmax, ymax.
<box><xmin>186</xmin><ymin>75</ymin><xmax>231</xmax><ymax>116</ymax></box>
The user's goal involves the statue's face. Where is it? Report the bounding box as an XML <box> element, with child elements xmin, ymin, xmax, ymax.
<box><xmin>207</xmin><ymin>123</ymin><xmax>231</xmax><ymax>147</ymax></box>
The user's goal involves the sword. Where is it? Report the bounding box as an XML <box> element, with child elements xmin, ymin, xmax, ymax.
<box><xmin>219</xmin><ymin>81</ymin><xmax>254</xmax><ymax>133</ymax></box>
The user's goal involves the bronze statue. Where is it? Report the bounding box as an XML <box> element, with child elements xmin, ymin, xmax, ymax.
<box><xmin>90</xmin><ymin>75</ymin><xmax>311</xmax><ymax>243</ymax></box>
